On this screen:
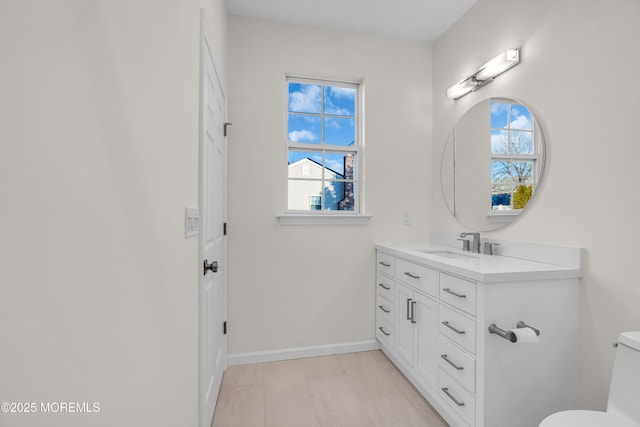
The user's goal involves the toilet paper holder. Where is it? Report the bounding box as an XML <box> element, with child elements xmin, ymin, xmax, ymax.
<box><xmin>488</xmin><ymin>321</ymin><xmax>541</xmax><ymax>343</ymax></box>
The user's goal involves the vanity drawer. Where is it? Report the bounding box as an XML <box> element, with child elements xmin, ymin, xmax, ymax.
<box><xmin>438</xmin><ymin>336</ymin><xmax>475</xmax><ymax>393</ymax></box>
<box><xmin>376</xmin><ymin>295</ymin><xmax>394</xmax><ymax>325</ymax></box>
<box><xmin>440</xmin><ymin>273</ymin><xmax>477</xmax><ymax>316</ymax></box>
<box><xmin>439</xmin><ymin>305</ymin><xmax>476</xmax><ymax>354</ymax></box>
<box><xmin>439</xmin><ymin>369</ymin><xmax>476</xmax><ymax>427</ymax></box>
<box><xmin>376</xmin><ymin>320</ymin><xmax>394</xmax><ymax>347</ymax></box>
<box><xmin>377</xmin><ymin>252</ymin><xmax>395</xmax><ymax>276</ymax></box>
<box><xmin>376</xmin><ymin>273</ymin><xmax>395</xmax><ymax>301</ymax></box>
<box><xmin>395</xmin><ymin>259</ymin><xmax>437</xmax><ymax>297</ymax></box>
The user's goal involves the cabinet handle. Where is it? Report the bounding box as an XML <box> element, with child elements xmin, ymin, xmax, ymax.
<box><xmin>410</xmin><ymin>300</ymin><xmax>416</xmax><ymax>324</ymax></box>
<box><xmin>378</xmin><ymin>305</ymin><xmax>390</xmax><ymax>313</ymax></box>
<box><xmin>378</xmin><ymin>283</ymin><xmax>390</xmax><ymax>290</ymax></box>
<box><xmin>442</xmin><ymin>321</ymin><xmax>466</xmax><ymax>335</ymax></box>
<box><xmin>378</xmin><ymin>326</ymin><xmax>390</xmax><ymax>336</ymax></box>
<box><xmin>442</xmin><ymin>387</ymin><xmax>465</xmax><ymax>407</ymax></box>
<box><xmin>406</xmin><ymin>298</ymin><xmax>412</xmax><ymax>320</ymax></box>
<box><xmin>441</xmin><ymin>354</ymin><xmax>464</xmax><ymax>371</ymax></box>
<box><xmin>442</xmin><ymin>287</ymin><xmax>466</xmax><ymax>298</ymax></box>
<box><xmin>378</xmin><ymin>261</ymin><xmax>391</xmax><ymax>267</ymax></box>
<box><xmin>404</xmin><ymin>272</ymin><xmax>420</xmax><ymax>279</ymax></box>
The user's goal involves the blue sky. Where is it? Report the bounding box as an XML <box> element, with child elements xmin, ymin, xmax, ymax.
<box><xmin>287</xmin><ymin>82</ymin><xmax>356</xmax><ymax>144</ymax></box>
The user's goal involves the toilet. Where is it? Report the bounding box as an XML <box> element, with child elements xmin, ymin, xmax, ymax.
<box><xmin>539</xmin><ymin>331</ymin><xmax>640</xmax><ymax>427</ymax></box>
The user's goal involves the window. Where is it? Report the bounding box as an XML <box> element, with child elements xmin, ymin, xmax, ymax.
<box><xmin>490</xmin><ymin>100</ymin><xmax>537</xmax><ymax>211</ymax></box>
<box><xmin>285</xmin><ymin>77</ymin><xmax>362</xmax><ymax>215</ymax></box>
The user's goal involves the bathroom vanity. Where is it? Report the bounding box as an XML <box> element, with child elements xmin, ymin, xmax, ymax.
<box><xmin>375</xmin><ymin>236</ymin><xmax>583</xmax><ymax>427</ymax></box>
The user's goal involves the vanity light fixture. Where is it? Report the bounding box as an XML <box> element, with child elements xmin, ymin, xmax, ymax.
<box><xmin>447</xmin><ymin>49</ymin><xmax>520</xmax><ymax>100</ymax></box>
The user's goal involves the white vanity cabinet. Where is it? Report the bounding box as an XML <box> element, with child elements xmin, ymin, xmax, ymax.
<box><xmin>375</xmin><ymin>243</ymin><xmax>582</xmax><ymax>427</ymax></box>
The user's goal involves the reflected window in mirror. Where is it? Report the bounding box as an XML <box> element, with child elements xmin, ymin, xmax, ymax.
<box><xmin>490</xmin><ymin>100</ymin><xmax>538</xmax><ymax>213</ymax></box>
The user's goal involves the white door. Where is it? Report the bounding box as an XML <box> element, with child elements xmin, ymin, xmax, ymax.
<box><xmin>199</xmin><ymin>10</ymin><xmax>227</xmax><ymax>427</ymax></box>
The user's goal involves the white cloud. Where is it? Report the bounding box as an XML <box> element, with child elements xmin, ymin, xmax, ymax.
<box><xmin>289</xmin><ymin>85</ymin><xmax>322</xmax><ymax>113</ymax></box>
<box><xmin>328</xmin><ymin>87</ymin><xmax>355</xmax><ymax>99</ymax></box>
<box><xmin>324</xmin><ymin>118</ymin><xmax>341</xmax><ymax>129</ymax></box>
<box><xmin>491</xmin><ymin>102</ymin><xmax>508</xmax><ymax>116</ymax></box>
<box><xmin>289</xmin><ymin>130</ymin><xmax>317</xmax><ymax>142</ymax></box>
<box><xmin>510</xmin><ymin>114</ymin><xmax>531</xmax><ymax>130</ymax></box>
<box><xmin>325</xmin><ymin>105</ymin><xmax>351</xmax><ymax>116</ymax></box>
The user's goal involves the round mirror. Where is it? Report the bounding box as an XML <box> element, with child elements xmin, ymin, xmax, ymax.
<box><xmin>440</xmin><ymin>98</ymin><xmax>546</xmax><ymax>231</ymax></box>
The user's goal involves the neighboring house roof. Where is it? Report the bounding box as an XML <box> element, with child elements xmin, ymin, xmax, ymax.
<box><xmin>288</xmin><ymin>157</ymin><xmax>344</xmax><ymax>179</ymax></box>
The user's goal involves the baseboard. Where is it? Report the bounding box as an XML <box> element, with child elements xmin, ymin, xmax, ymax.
<box><xmin>227</xmin><ymin>340</ymin><xmax>381</xmax><ymax>366</ymax></box>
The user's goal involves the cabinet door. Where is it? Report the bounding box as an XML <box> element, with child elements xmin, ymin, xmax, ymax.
<box><xmin>395</xmin><ymin>283</ymin><xmax>414</xmax><ymax>366</ymax></box>
<box><xmin>414</xmin><ymin>292</ymin><xmax>438</xmax><ymax>390</ymax></box>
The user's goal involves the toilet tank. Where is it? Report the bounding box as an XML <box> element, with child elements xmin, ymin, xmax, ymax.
<box><xmin>607</xmin><ymin>331</ymin><xmax>640</xmax><ymax>422</ymax></box>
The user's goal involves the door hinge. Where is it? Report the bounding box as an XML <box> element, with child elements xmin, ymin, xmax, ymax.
<box><xmin>223</xmin><ymin>321</ymin><xmax>227</xmax><ymax>335</ymax></box>
<box><xmin>223</xmin><ymin>222</ymin><xmax>227</xmax><ymax>236</ymax></box>
<box><xmin>224</xmin><ymin>122</ymin><xmax>232</xmax><ymax>137</ymax></box>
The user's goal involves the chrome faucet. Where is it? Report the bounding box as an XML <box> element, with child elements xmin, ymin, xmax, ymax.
<box><xmin>460</xmin><ymin>232</ymin><xmax>481</xmax><ymax>253</ymax></box>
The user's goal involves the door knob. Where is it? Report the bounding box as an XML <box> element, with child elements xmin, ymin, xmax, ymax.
<box><xmin>203</xmin><ymin>259</ymin><xmax>218</xmax><ymax>275</ymax></box>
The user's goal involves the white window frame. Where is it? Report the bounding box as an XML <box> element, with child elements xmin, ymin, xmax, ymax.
<box><xmin>488</xmin><ymin>98</ymin><xmax>539</xmax><ymax>220</ymax></box>
<box><xmin>280</xmin><ymin>76</ymin><xmax>369</xmax><ymax>225</ymax></box>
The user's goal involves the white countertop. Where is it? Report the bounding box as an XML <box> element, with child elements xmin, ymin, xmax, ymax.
<box><xmin>376</xmin><ymin>243</ymin><xmax>583</xmax><ymax>282</ymax></box>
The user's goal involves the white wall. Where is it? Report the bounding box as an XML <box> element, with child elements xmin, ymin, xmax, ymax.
<box><xmin>227</xmin><ymin>17</ymin><xmax>432</xmax><ymax>355</ymax></box>
<box><xmin>432</xmin><ymin>0</ymin><xmax>640</xmax><ymax>410</ymax></box>
<box><xmin>0</xmin><ymin>1</ymin><xmax>227</xmax><ymax>426</ymax></box>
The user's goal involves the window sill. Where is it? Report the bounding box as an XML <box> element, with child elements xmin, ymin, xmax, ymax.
<box><xmin>278</xmin><ymin>214</ymin><xmax>372</xmax><ymax>226</ymax></box>
<box><xmin>487</xmin><ymin>210</ymin><xmax>521</xmax><ymax>223</ymax></box>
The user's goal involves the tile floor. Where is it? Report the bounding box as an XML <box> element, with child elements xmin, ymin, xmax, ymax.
<box><xmin>211</xmin><ymin>350</ymin><xmax>449</xmax><ymax>427</ymax></box>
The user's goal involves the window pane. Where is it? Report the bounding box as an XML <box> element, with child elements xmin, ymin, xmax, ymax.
<box><xmin>509</xmin><ymin>131</ymin><xmax>533</xmax><ymax>154</ymax></box>
<box><xmin>513</xmin><ymin>161</ymin><xmax>534</xmax><ymax>185</ymax></box>
<box><xmin>490</xmin><ymin>101</ymin><xmax>509</xmax><ymax>128</ymax></box>
<box><xmin>288</xmin><ymin>114</ymin><xmax>321</xmax><ymax>144</ymax></box>
<box><xmin>491</xmin><ymin>130</ymin><xmax>508</xmax><ymax>154</ymax></box>
<box><xmin>324</xmin><ymin>152</ymin><xmax>355</xmax><ymax>178</ymax></box>
<box><xmin>288</xmin><ymin>179</ymin><xmax>322</xmax><ymax>211</ymax></box>
<box><xmin>324</xmin><ymin>117</ymin><xmax>355</xmax><ymax>146</ymax></box>
<box><xmin>324</xmin><ymin>86</ymin><xmax>355</xmax><ymax>116</ymax></box>
<box><xmin>288</xmin><ymin>151</ymin><xmax>323</xmax><ymax>178</ymax></box>
<box><xmin>288</xmin><ymin>83</ymin><xmax>322</xmax><ymax>114</ymax></box>
<box><xmin>491</xmin><ymin>161</ymin><xmax>534</xmax><ymax>188</ymax></box>
<box><xmin>510</xmin><ymin>104</ymin><xmax>533</xmax><ymax>130</ymax></box>
<box><xmin>324</xmin><ymin>181</ymin><xmax>355</xmax><ymax>211</ymax></box>
<box><xmin>492</xmin><ymin>160</ymin><xmax>512</xmax><ymax>184</ymax></box>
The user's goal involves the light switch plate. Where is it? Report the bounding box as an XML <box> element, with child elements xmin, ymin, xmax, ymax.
<box><xmin>185</xmin><ymin>207</ymin><xmax>200</xmax><ymax>238</ymax></box>
<box><xmin>402</xmin><ymin>212</ymin><xmax>411</xmax><ymax>225</ymax></box>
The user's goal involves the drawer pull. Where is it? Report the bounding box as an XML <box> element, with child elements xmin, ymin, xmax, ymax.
<box><xmin>442</xmin><ymin>287</ymin><xmax>466</xmax><ymax>298</ymax></box>
<box><xmin>378</xmin><ymin>261</ymin><xmax>391</xmax><ymax>267</ymax></box>
<box><xmin>406</xmin><ymin>298</ymin><xmax>412</xmax><ymax>320</ymax></box>
<box><xmin>378</xmin><ymin>305</ymin><xmax>390</xmax><ymax>313</ymax></box>
<box><xmin>404</xmin><ymin>272</ymin><xmax>420</xmax><ymax>279</ymax></box>
<box><xmin>442</xmin><ymin>321</ymin><xmax>466</xmax><ymax>335</ymax></box>
<box><xmin>378</xmin><ymin>283</ymin><xmax>390</xmax><ymax>290</ymax></box>
<box><xmin>441</xmin><ymin>354</ymin><xmax>464</xmax><ymax>371</ymax></box>
<box><xmin>442</xmin><ymin>387</ymin><xmax>465</xmax><ymax>407</ymax></box>
<box><xmin>410</xmin><ymin>300</ymin><xmax>416</xmax><ymax>324</ymax></box>
<box><xmin>378</xmin><ymin>326</ymin><xmax>390</xmax><ymax>336</ymax></box>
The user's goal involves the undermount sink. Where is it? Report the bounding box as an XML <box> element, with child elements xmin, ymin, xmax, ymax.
<box><xmin>418</xmin><ymin>250</ymin><xmax>477</xmax><ymax>260</ymax></box>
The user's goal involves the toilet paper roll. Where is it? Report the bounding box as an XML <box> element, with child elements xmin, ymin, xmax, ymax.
<box><xmin>510</xmin><ymin>327</ymin><xmax>539</xmax><ymax>343</ymax></box>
